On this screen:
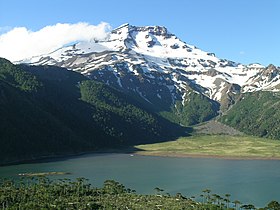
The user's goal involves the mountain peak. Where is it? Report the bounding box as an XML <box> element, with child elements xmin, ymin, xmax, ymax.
<box><xmin>133</xmin><ymin>25</ymin><xmax>170</xmax><ymax>36</ymax></box>
<box><xmin>112</xmin><ymin>24</ymin><xmax>171</xmax><ymax>37</ymax></box>
<box><xmin>111</xmin><ymin>23</ymin><xmax>131</xmax><ymax>32</ymax></box>
<box><xmin>267</xmin><ymin>64</ymin><xmax>277</xmax><ymax>70</ymax></box>
<box><xmin>22</xmin><ymin>23</ymin><xmax>280</xmax><ymax>111</ymax></box>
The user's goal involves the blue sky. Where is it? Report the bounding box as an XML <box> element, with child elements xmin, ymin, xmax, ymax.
<box><xmin>0</xmin><ymin>0</ymin><xmax>279</xmax><ymax>66</ymax></box>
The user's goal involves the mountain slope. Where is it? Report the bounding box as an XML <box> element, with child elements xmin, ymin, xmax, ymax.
<box><xmin>0</xmin><ymin>59</ymin><xmax>94</xmax><ymax>163</ymax></box>
<box><xmin>21</xmin><ymin>24</ymin><xmax>280</xmax><ymax>125</ymax></box>
<box><xmin>0</xmin><ymin>58</ymin><xmax>184</xmax><ymax>164</ymax></box>
<box><xmin>219</xmin><ymin>91</ymin><xmax>280</xmax><ymax>139</ymax></box>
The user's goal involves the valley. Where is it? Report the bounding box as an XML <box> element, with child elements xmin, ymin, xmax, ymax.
<box><xmin>1</xmin><ymin>21</ymin><xmax>280</xmax><ymax>164</ymax></box>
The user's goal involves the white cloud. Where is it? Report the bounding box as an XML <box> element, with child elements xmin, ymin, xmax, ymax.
<box><xmin>0</xmin><ymin>22</ymin><xmax>111</xmax><ymax>62</ymax></box>
<box><xmin>239</xmin><ymin>51</ymin><xmax>245</xmax><ymax>55</ymax></box>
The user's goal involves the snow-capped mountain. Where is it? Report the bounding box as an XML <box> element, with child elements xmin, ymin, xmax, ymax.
<box><xmin>21</xmin><ymin>23</ymin><xmax>280</xmax><ymax>114</ymax></box>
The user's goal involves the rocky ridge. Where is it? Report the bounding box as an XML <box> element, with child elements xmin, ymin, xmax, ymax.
<box><xmin>19</xmin><ymin>24</ymin><xmax>280</xmax><ymax>124</ymax></box>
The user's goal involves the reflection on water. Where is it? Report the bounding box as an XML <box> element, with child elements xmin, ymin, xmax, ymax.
<box><xmin>0</xmin><ymin>153</ymin><xmax>280</xmax><ymax>207</ymax></box>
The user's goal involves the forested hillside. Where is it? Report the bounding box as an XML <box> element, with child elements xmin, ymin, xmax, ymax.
<box><xmin>173</xmin><ymin>92</ymin><xmax>219</xmax><ymax>126</ymax></box>
<box><xmin>0</xmin><ymin>58</ymin><xmax>184</xmax><ymax>165</ymax></box>
<box><xmin>220</xmin><ymin>91</ymin><xmax>280</xmax><ymax>139</ymax></box>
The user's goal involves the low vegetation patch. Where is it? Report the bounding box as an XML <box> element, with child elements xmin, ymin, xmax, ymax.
<box><xmin>135</xmin><ymin>135</ymin><xmax>280</xmax><ymax>159</ymax></box>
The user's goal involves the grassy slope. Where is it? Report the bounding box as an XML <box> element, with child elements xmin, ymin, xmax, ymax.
<box><xmin>135</xmin><ymin>135</ymin><xmax>280</xmax><ymax>159</ymax></box>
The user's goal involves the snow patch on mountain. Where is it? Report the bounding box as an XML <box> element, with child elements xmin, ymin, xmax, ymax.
<box><xmin>18</xmin><ymin>24</ymin><xmax>280</xmax><ymax>109</ymax></box>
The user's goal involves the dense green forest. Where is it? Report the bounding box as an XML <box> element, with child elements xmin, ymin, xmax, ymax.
<box><xmin>220</xmin><ymin>91</ymin><xmax>280</xmax><ymax>139</ymax></box>
<box><xmin>1</xmin><ymin>176</ymin><xmax>278</xmax><ymax>209</ymax></box>
<box><xmin>159</xmin><ymin>92</ymin><xmax>219</xmax><ymax>126</ymax></box>
<box><xmin>174</xmin><ymin>92</ymin><xmax>219</xmax><ymax>126</ymax></box>
<box><xmin>0</xmin><ymin>58</ymin><xmax>184</xmax><ymax>165</ymax></box>
<box><xmin>79</xmin><ymin>80</ymin><xmax>175</xmax><ymax>144</ymax></box>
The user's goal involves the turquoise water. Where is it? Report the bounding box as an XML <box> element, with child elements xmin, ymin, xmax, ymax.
<box><xmin>1</xmin><ymin>153</ymin><xmax>280</xmax><ymax>207</ymax></box>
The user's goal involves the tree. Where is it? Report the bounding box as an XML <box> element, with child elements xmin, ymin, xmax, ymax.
<box><xmin>266</xmin><ymin>201</ymin><xmax>280</xmax><ymax>210</ymax></box>
<box><xmin>202</xmin><ymin>189</ymin><xmax>211</xmax><ymax>203</ymax></box>
<box><xmin>225</xmin><ymin>193</ymin><xmax>231</xmax><ymax>208</ymax></box>
<box><xmin>233</xmin><ymin>200</ymin><xmax>241</xmax><ymax>210</ymax></box>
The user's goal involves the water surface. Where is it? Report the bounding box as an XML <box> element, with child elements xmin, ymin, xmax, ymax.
<box><xmin>0</xmin><ymin>153</ymin><xmax>279</xmax><ymax>207</ymax></box>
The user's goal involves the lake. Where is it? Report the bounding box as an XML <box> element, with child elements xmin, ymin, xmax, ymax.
<box><xmin>0</xmin><ymin>153</ymin><xmax>280</xmax><ymax>207</ymax></box>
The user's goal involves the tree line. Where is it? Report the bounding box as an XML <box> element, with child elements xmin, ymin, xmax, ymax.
<box><xmin>0</xmin><ymin>176</ymin><xmax>279</xmax><ymax>209</ymax></box>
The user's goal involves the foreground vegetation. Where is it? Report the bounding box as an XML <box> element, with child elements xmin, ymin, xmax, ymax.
<box><xmin>0</xmin><ymin>176</ymin><xmax>279</xmax><ymax>209</ymax></box>
<box><xmin>136</xmin><ymin>135</ymin><xmax>280</xmax><ymax>159</ymax></box>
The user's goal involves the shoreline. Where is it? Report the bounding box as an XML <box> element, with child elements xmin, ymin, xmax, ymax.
<box><xmin>2</xmin><ymin>147</ymin><xmax>280</xmax><ymax>167</ymax></box>
<box><xmin>0</xmin><ymin>147</ymin><xmax>137</xmax><ymax>167</ymax></box>
<box><xmin>134</xmin><ymin>151</ymin><xmax>280</xmax><ymax>160</ymax></box>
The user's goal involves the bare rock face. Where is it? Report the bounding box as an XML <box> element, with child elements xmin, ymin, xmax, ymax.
<box><xmin>263</xmin><ymin>64</ymin><xmax>279</xmax><ymax>80</ymax></box>
<box><xmin>219</xmin><ymin>83</ymin><xmax>242</xmax><ymax>112</ymax></box>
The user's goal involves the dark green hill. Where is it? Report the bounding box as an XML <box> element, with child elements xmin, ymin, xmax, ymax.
<box><xmin>0</xmin><ymin>58</ymin><xmax>184</xmax><ymax>165</ymax></box>
<box><xmin>174</xmin><ymin>92</ymin><xmax>219</xmax><ymax>126</ymax></box>
<box><xmin>154</xmin><ymin>92</ymin><xmax>219</xmax><ymax>127</ymax></box>
<box><xmin>219</xmin><ymin>91</ymin><xmax>280</xmax><ymax>139</ymax></box>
